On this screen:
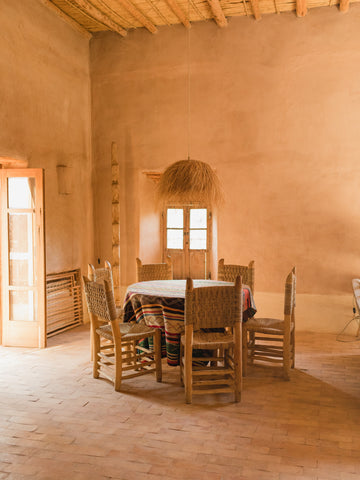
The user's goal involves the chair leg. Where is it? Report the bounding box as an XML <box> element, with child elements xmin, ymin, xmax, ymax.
<box><xmin>125</xmin><ymin>340</ymin><xmax>136</xmax><ymax>366</ymax></box>
<box><xmin>234</xmin><ymin>324</ymin><xmax>242</xmax><ymax>402</ymax></box>
<box><xmin>283</xmin><ymin>335</ymin><xmax>291</xmax><ymax>381</ymax></box>
<box><xmin>216</xmin><ymin>347</ymin><xmax>224</xmax><ymax>367</ymax></box>
<box><xmin>90</xmin><ymin>316</ymin><xmax>101</xmax><ymax>379</ymax></box>
<box><xmin>154</xmin><ymin>329</ymin><xmax>162</xmax><ymax>383</ymax></box>
<box><xmin>356</xmin><ymin>318</ymin><xmax>360</xmax><ymax>337</ymax></box>
<box><xmin>249</xmin><ymin>331</ymin><xmax>255</xmax><ymax>365</ymax></box>
<box><xmin>179</xmin><ymin>341</ymin><xmax>184</xmax><ymax>386</ymax></box>
<box><xmin>242</xmin><ymin>327</ymin><xmax>248</xmax><ymax>377</ymax></box>
<box><xmin>114</xmin><ymin>342</ymin><xmax>123</xmax><ymax>391</ymax></box>
<box><xmin>92</xmin><ymin>334</ymin><xmax>101</xmax><ymax>379</ymax></box>
<box><xmin>184</xmin><ymin>329</ymin><xmax>193</xmax><ymax>404</ymax></box>
<box><xmin>90</xmin><ymin>323</ymin><xmax>94</xmax><ymax>361</ymax></box>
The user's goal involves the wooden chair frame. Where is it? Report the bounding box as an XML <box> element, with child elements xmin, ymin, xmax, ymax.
<box><xmin>242</xmin><ymin>267</ymin><xmax>296</xmax><ymax>380</ymax></box>
<box><xmin>87</xmin><ymin>261</ymin><xmax>123</xmax><ymax>360</ymax></box>
<box><xmin>180</xmin><ymin>276</ymin><xmax>243</xmax><ymax>403</ymax></box>
<box><xmin>83</xmin><ymin>276</ymin><xmax>162</xmax><ymax>391</ymax></box>
<box><xmin>88</xmin><ymin>260</ymin><xmax>114</xmax><ymax>291</ymax></box>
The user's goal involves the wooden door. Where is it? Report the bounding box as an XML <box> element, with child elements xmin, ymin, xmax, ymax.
<box><xmin>163</xmin><ymin>206</ymin><xmax>211</xmax><ymax>279</ymax></box>
<box><xmin>1</xmin><ymin>169</ymin><xmax>46</xmax><ymax>347</ymax></box>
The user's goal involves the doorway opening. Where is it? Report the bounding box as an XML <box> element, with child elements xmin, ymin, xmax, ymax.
<box><xmin>0</xmin><ymin>164</ymin><xmax>46</xmax><ymax>348</ymax></box>
<box><xmin>162</xmin><ymin>205</ymin><xmax>213</xmax><ymax>279</ymax></box>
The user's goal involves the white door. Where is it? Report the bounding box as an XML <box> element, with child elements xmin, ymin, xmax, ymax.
<box><xmin>1</xmin><ymin>169</ymin><xmax>46</xmax><ymax>347</ymax></box>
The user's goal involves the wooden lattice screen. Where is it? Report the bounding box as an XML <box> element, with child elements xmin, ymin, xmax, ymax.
<box><xmin>46</xmin><ymin>269</ymin><xmax>83</xmax><ymax>337</ymax></box>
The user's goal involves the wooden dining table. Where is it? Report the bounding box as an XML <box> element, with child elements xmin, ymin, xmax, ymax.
<box><xmin>123</xmin><ymin>279</ymin><xmax>257</xmax><ymax>366</ymax></box>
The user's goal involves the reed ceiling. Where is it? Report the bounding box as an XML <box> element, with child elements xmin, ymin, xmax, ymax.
<box><xmin>43</xmin><ymin>0</ymin><xmax>358</xmax><ymax>36</ymax></box>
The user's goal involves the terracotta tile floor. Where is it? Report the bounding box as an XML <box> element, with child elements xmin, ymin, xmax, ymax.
<box><xmin>1</xmin><ymin>325</ymin><xmax>360</xmax><ymax>480</ymax></box>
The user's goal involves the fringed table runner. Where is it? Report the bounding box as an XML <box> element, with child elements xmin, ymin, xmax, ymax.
<box><xmin>124</xmin><ymin>279</ymin><xmax>256</xmax><ymax>366</ymax></box>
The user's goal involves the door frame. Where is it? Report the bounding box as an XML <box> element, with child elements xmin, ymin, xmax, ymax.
<box><xmin>0</xmin><ymin>168</ymin><xmax>46</xmax><ymax>347</ymax></box>
<box><xmin>161</xmin><ymin>203</ymin><xmax>212</xmax><ymax>279</ymax></box>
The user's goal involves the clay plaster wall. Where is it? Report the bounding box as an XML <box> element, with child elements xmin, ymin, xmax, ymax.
<box><xmin>90</xmin><ymin>6</ymin><xmax>360</xmax><ymax>333</ymax></box>
<box><xmin>0</xmin><ymin>0</ymin><xmax>92</xmax><ymax>275</ymax></box>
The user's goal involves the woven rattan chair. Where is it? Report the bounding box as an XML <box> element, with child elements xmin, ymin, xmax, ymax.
<box><xmin>242</xmin><ymin>267</ymin><xmax>296</xmax><ymax>380</ymax></box>
<box><xmin>136</xmin><ymin>257</ymin><xmax>173</xmax><ymax>282</ymax></box>
<box><xmin>83</xmin><ymin>276</ymin><xmax>162</xmax><ymax>391</ymax></box>
<box><xmin>87</xmin><ymin>261</ymin><xmax>123</xmax><ymax>360</ymax></box>
<box><xmin>180</xmin><ymin>276</ymin><xmax>243</xmax><ymax>403</ymax></box>
<box><xmin>88</xmin><ymin>261</ymin><xmax>123</xmax><ymax>314</ymax></box>
<box><xmin>218</xmin><ymin>258</ymin><xmax>255</xmax><ymax>293</ymax></box>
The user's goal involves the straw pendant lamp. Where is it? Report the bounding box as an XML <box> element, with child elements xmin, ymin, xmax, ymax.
<box><xmin>157</xmin><ymin>3</ymin><xmax>222</xmax><ymax>208</ymax></box>
<box><xmin>157</xmin><ymin>158</ymin><xmax>222</xmax><ymax>207</ymax></box>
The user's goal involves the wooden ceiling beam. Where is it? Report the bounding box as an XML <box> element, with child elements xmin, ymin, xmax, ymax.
<box><xmin>116</xmin><ymin>0</ymin><xmax>158</xmax><ymax>33</ymax></box>
<box><xmin>339</xmin><ymin>0</ymin><xmax>350</xmax><ymax>11</ymax></box>
<box><xmin>164</xmin><ymin>0</ymin><xmax>191</xmax><ymax>28</ymax></box>
<box><xmin>144</xmin><ymin>0</ymin><xmax>171</xmax><ymax>26</ymax></box>
<box><xmin>95</xmin><ymin>0</ymin><xmax>133</xmax><ymax>29</ymax></box>
<box><xmin>250</xmin><ymin>0</ymin><xmax>261</xmax><ymax>19</ymax></box>
<box><xmin>296</xmin><ymin>0</ymin><xmax>307</xmax><ymax>16</ymax></box>
<box><xmin>242</xmin><ymin>0</ymin><xmax>249</xmax><ymax>15</ymax></box>
<box><xmin>206</xmin><ymin>0</ymin><xmax>228</xmax><ymax>27</ymax></box>
<box><xmin>67</xmin><ymin>0</ymin><xmax>127</xmax><ymax>36</ymax></box>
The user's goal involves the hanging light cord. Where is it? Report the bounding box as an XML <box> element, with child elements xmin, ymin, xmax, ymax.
<box><xmin>187</xmin><ymin>0</ymin><xmax>191</xmax><ymax>161</ymax></box>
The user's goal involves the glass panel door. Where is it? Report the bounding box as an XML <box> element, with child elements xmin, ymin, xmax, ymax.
<box><xmin>164</xmin><ymin>206</ymin><xmax>211</xmax><ymax>279</ymax></box>
<box><xmin>1</xmin><ymin>169</ymin><xmax>46</xmax><ymax>347</ymax></box>
<box><xmin>166</xmin><ymin>208</ymin><xmax>184</xmax><ymax>249</ymax></box>
<box><xmin>8</xmin><ymin>177</ymin><xmax>36</xmax><ymax>323</ymax></box>
<box><xmin>189</xmin><ymin>208</ymin><xmax>207</xmax><ymax>250</ymax></box>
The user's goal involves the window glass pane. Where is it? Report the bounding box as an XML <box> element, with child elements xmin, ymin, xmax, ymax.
<box><xmin>190</xmin><ymin>209</ymin><xmax>207</xmax><ymax>228</ymax></box>
<box><xmin>8</xmin><ymin>177</ymin><xmax>35</xmax><ymax>209</ymax></box>
<box><xmin>167</xmin><ymin>209</ymin><xmax>183</xmax><ymax>228</ymax></box>
<box><xmin>9</xmin><ymin>213</ymin><xmax>34</xmax><ymax>286</ymax></box>
<box><xmin>167</xmin><ymin>229</ymin><xmax>183</xmax><ymax>249</ymax></box>
<box><xmin>9</xmin><ymin>213</ymin><xmax>29</xmax><ymax>253</ymax></box>
<box><xmin>10</xmin><ymin>260</ymin><xmax>30</xmax><ymax>287</ymax></box>
<box><xmin>9</xmin><ymin>290</ymin><xmax>35</xmax><ymax>322</ymax></box>
<box><xmin>190</xmin><ymin>230</ymin><xmax>207</xmax><ymax>250</ymax></box>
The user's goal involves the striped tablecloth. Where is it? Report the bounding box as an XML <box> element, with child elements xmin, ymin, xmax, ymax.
<box><xmin>123</xmin><ymin>279</ymin><xmax>256</xmax><ymax>366</ymax></box>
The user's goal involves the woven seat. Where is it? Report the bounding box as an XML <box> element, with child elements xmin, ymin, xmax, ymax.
<box><xmin>218</xmin><ymin>258</ymin><xmax>255</xmax><ymax>293</ymax></box>
<box><xmin>180</xmin><ymin>277</ymin><xmax>243</xmax><ymax>404</ymax></box>
<box><xmin>242</xmin><ymin>267</ymin><xmax>296</xmax><ymax>380</ymax></box>
<box><xmin>83</xmin><ymin>276</ymin><xmax>162</xmax><ymax>391</ymax></box>
<box><xmin>97</xmin><ymin>322</ymin><xmax>156</xmax><ymax>342</ymax></box>
<box><xmin>245</xmin><ymin>317</ymin><xmax>287</xmax><ymax>332</ymax></box>
<box><xmin>191</xmin><ymin>330</ymin><xmax>235</xmax><ymax>349</ymax></box>
<box><xmin>136</xmin><ymin>257</ymin><xmax>173</xmax><ymax>282</ymax></box>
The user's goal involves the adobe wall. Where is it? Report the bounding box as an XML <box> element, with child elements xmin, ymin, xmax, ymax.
<box><xmin>91</xmin><ymin>5</ymin><xmax>360</xmax><ymax>333</ymax></box>
<box><xmin>0</xmin><ymin>0</ymin><xmax>93</xmax><ymax>276</ymax></box>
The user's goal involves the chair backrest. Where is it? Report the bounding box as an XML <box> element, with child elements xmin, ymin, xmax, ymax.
<box><xmin>218</xmin><ymin>258</ymin><xmax>255</xmax><ymax>293</ymax></box>
<box><xmin>83</xmin><ymin>276</ymin><xmax>117</xmax><ymax>323</ymax></box>
<box><xmin>284</xmin><ymin>267</ymin><xmax>296</xmax><ymax>321</ymax></box>
<box><xmin>88</xmin><ymin>261</ymin><xmax>114</xmax><ymax>294</ymax></box>
<box><xmin>136</xmin><ymin>257</ymin><xmax>173</xmax><ymax>282</ymax></box>
<box><xmin>184</xmin><ymin>276</ymin><xmax>243</xmax><ymax>330</ymax></box>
